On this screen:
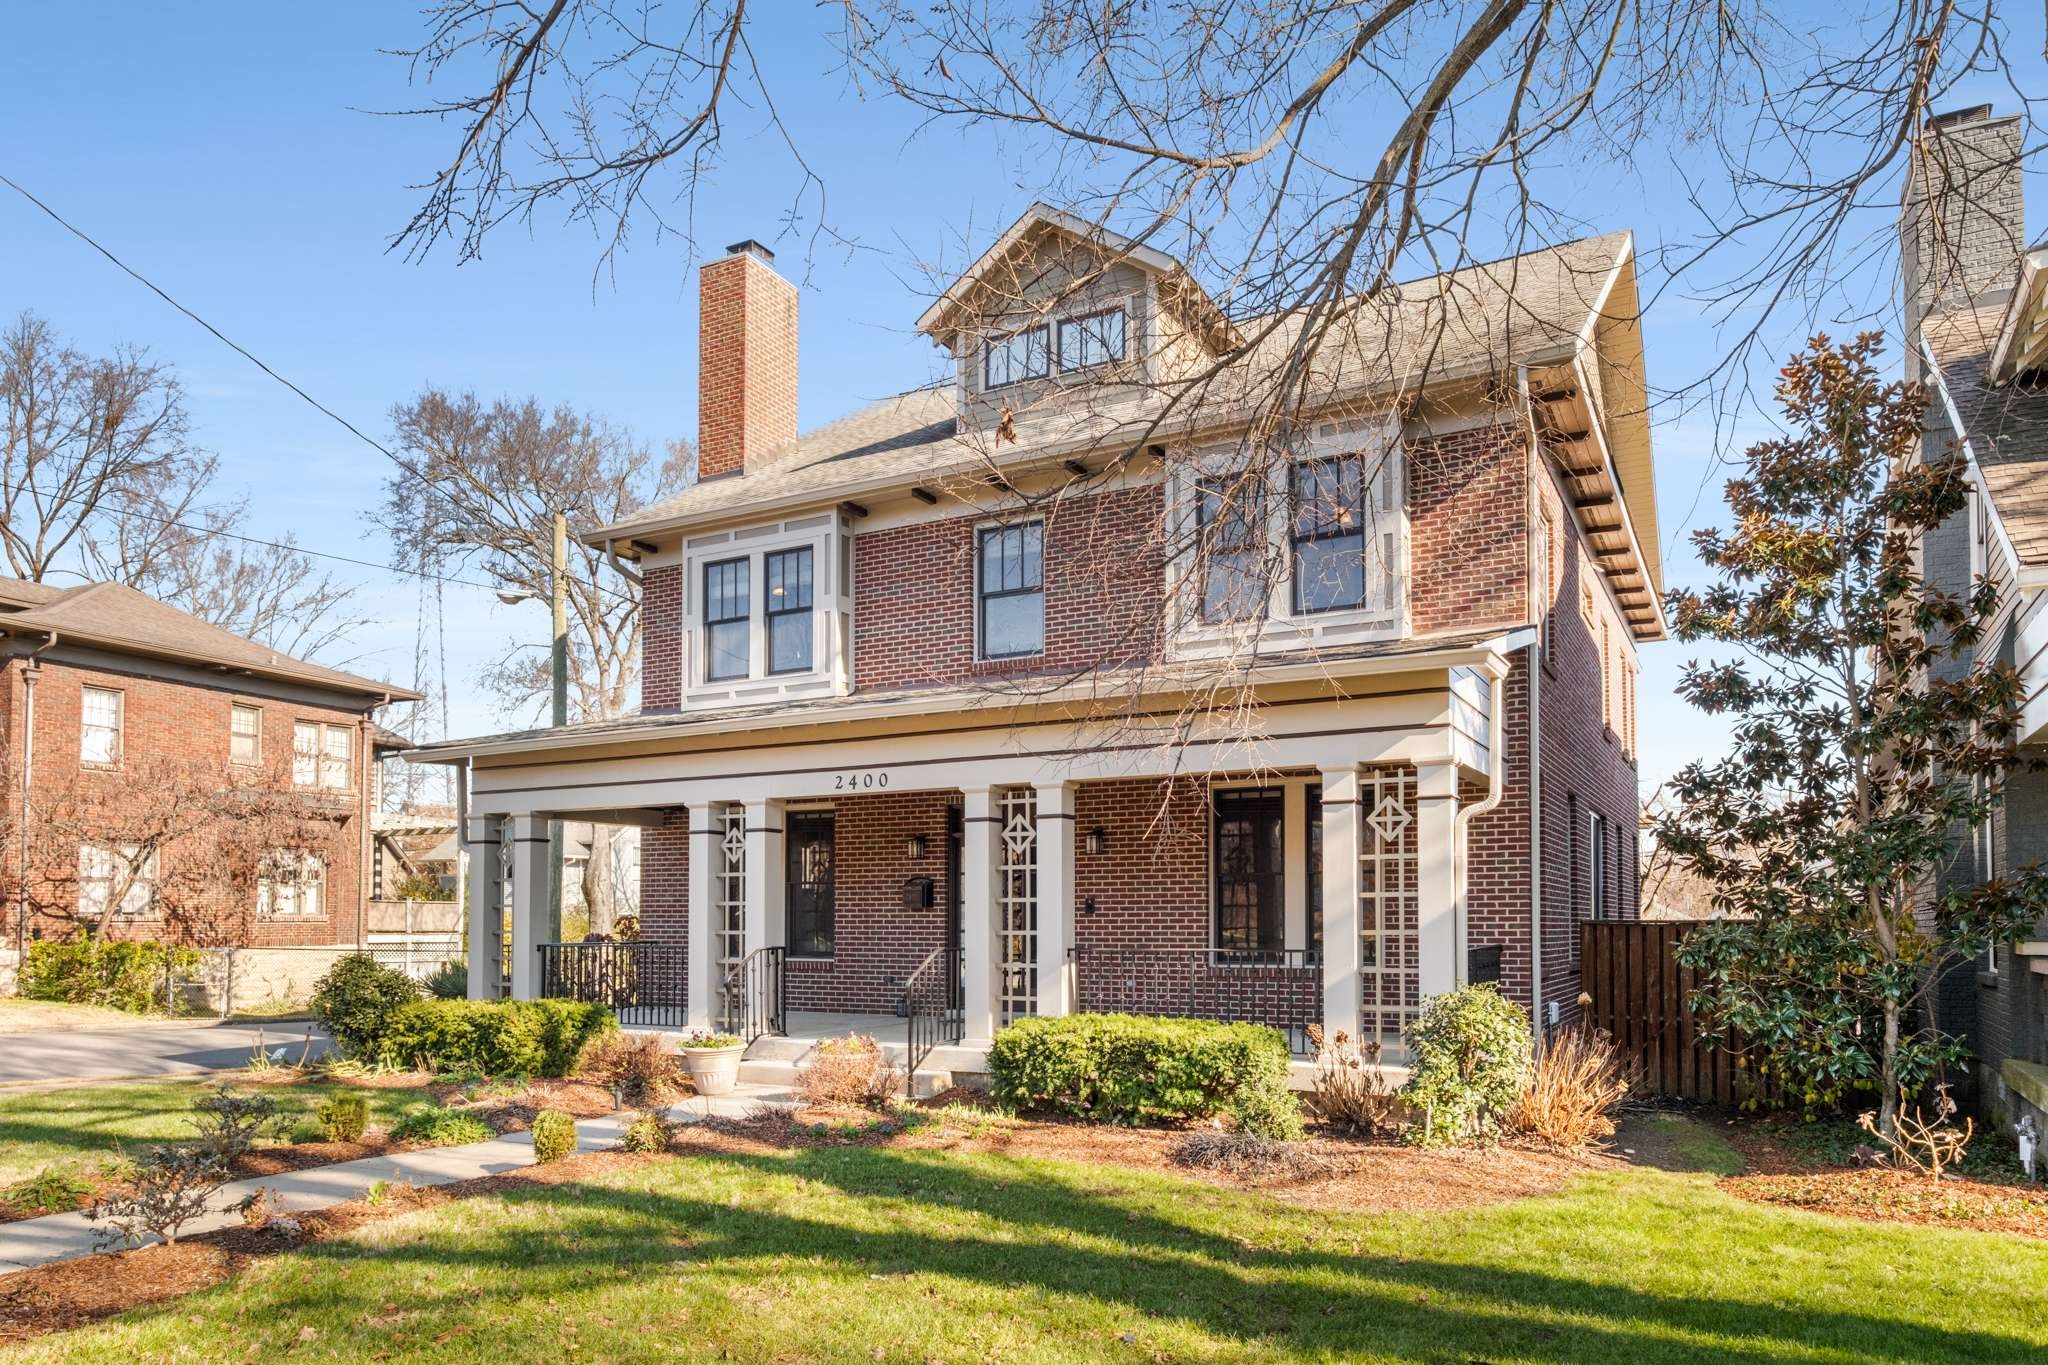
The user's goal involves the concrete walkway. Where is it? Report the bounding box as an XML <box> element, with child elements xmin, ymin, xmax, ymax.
<box><xmin>0</xmin><ymin>1021</ymin><xmax>332</xmax><ymax>1088</ymax></box>
<box><xmin>0</xmin><ymin>1084</ymin><xmax>795</xmax><ymax>1273</ymax></box>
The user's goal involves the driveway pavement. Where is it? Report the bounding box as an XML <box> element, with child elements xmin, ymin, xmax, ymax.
<box><xmin>0</xmin><ymin>1020</ymin><xmax>331</xmax><ymax>1087</ymax></box>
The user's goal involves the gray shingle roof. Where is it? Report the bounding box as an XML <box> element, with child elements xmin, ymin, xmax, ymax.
<box><xmin>0</xmin><ymin>577</ymin><xmax>421</xmax><ymax>702</ymax></box>
<box><xmin>1924</xmin><ymin>305</ymin><xmax>2048</xmax><ymax>566</ymax></box>
<box><xmin>596</xmin><ymin>231</ymin><xmax>1632</xmax><ymax>540</ymax></box>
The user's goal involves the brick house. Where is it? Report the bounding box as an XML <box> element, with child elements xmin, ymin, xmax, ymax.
<box><xmin>0</xmin><ymin>576</ymin><xmax>420</xmax><ymax>1002</ymax></box>
<box><xmin>1900</xmin><ymin>105</ymin><xmax>2048</xmax><ymax>1136</ymax></box>
<box><xmin>412</xmin><ymin>209</ymin><xmax>1661</xmax><ymax>1076</ymax></box>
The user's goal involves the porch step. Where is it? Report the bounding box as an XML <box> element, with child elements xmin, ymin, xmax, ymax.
<box><xmin>736</xmin><ymin>1055</ymin><xmax>957</xmax><ymax>1100</ymax></box>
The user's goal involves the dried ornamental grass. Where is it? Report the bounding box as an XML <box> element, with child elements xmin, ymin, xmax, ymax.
<box><xmin>1303</xmin><ymin>1025</ymin><xmax>1400</xmax><ymax>1134</ymax></box>
<box><xmin>796</xmin><ymin>1034</ymin><xmax>900</xmax><ymax>1108</ymax></box>
<box><xmin>1506</xmin><ymin>1026</ymin><xmax>1631</xmax><ymax>1149</ymax></box>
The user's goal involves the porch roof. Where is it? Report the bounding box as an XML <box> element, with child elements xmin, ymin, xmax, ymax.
<box><xmin>407</xmin><ymin>627</ymin><xmax>1527</xmax><ymax>765</ymax></box>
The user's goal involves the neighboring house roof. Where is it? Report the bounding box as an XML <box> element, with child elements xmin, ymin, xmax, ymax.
<box><xmin>593</xmin><ymin>230</ymin><xmax>1643</xmax><ymax>545</ymax></box>
<box><xmin>0</xmin><ymin>577</ymin><xmax>422</xmax><ymax>702</ymax></box>
<box><xmin>1924</xmin><ymin>301</ymin><xmax>2048</xmax><ymax>567</ymax></box>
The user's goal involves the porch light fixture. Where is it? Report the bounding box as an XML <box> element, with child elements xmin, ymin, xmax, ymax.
<box><xmin>905</xmin><ymin>833</ymin><xmax>928</xmax><ymax>860</ymax></box>
<box><xmin>1085</xmin><ymin>826</ymin><xmax>1107</xmax><ymax>856</ymax></box>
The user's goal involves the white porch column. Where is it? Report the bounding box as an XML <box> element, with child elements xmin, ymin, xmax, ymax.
<box><xmin>1415</xmin><ymin>757</ymin><xmax>1462</xmax><ymax>998</ymax></box>
<box><xmin>959</xmin><ymin>787</ymin><xmax>1001</xmax><ymax>1044</ymax></box>
<box><xmin>463</xmin><ymin>814</ymin><xmax>503</xmax><ymax>1001</ymax></box>
<box><xmin>685</xmin><ymin>802</ymin><xmax>720</xmax><ymax>1030</ymax></box>
<box><xmin>1318</xmin><ymin>765</ymin><xmax>1362</xmax><ymax>1040</ymax></box>
<box><xmin>1033</xmin><ymin>782</ymin><xmax>1077</xmax><ymax>1016</ymax></box>
<box><xmin>742</xmin><ymin>799</ymin><xmax>785</xmax><ymax>958</ymax></box>
<box><xmin>506</xmin><ymin>813</ymin><xmax>551</xmax><ymax>1001</ymax></box>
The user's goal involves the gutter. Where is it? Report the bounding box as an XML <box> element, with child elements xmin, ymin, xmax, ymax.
<box><xmin>1450</xmin><ymin>652</ymin><xmax>1509</xmax><ymax>989</ymax></box>
<box><xmin>604</xmin><ymin>539</ymin><xmax>643</xmax><ymax>588</ymax></box>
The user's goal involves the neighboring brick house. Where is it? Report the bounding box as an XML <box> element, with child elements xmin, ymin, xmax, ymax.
<box><xmin>1901</xmin><ymin>105</ymin><xmax>2048</xmax><ymax>1136</ymax></box>
<box><xmin>414</xmin><ymin>209</ymin><xmax>1662</xmax><ymax>1070</ymax></box>
<box><xmin>0</xmin><ymin>577</ymin><xmax>419</xmax><ymax>1002</ymax></box>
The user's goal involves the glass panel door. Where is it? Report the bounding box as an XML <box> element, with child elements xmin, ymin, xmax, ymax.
<box><xmin>1214</xmin><ymin>788</ymin><xmax>1284</xmax><ymax>953</ymax></box>
<box><xmin>785</xmin><ymin>810</ymin><xmax>836</xmax><ymax>958</ymax></box>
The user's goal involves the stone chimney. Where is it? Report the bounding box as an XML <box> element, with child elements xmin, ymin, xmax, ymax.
<box><xmin>1901</xmin><ymin>104</ymin><xmax>2025</xmax><ymax>341</ymax></box>
<box><xmin>697</xmin><ymin>239</ymin><xmax>798</xmax><ymax>481</ymax></box>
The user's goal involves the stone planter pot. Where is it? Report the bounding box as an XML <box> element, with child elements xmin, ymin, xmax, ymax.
<box><xmin>680</xmin><ymin>1043</ymin><xmax>746</xmax><ymax>1096</ymax></box>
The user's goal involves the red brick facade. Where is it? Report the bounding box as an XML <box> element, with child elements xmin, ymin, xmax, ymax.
<box><xmin>1</xmin><ymin>656</ymin><xmax>381</xmax><ymax>950</ymax></box>
<box><xmin>698</xmin><ymin>247</ymin><xmax>799</xmax><ymax>481</ymax></box>
<box><xmin>641</xmin><ymin>565</ymin><xmax>682</xmax><ymax>712</ymax></box>
<box><xmin>1407</xmin><ymin>420</ymin><xmax>1531</xmax><ymax>636</ymax></box>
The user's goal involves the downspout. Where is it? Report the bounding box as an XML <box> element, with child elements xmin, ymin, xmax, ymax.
<box><xmin>1515</xmin><ymin>365</ymin><xmax>1547</xmax><ymax>1056</ymax></box>
<box><xmin>604</xmin><ymin>538</ymin><xmax>644</xmax><ymax>588</ymax></box>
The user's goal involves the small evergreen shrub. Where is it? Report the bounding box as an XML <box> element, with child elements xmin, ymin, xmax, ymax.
<box><xmin>1401</xmin><ymin>984</ymin><xmax>1535</xmax><ymax>1146</ymax></box>
<box><xmin>530</xmin><ymin>1110</ymin><xmax>577</xmax><ymax>1163</ymax></box>
<box><xmin>287</xmin><ymin>1118</ymin><xmax>327</xmax><ymax>1145</ymax></box>
<box><xmin>86</xmin><ymin>1145</ymin><xmax>227</xmax><ymax>1249</ymax></box>
<box><xmin>18</xmin><ymin>937</ymin><xmax>201</xmax><ymax>1014</ymax></box>
<box><xmin>377</xmin><ymin>998</ymin><xmax>614</xmax><ymax>1076</ymax></box>
<box><xmin>316</xmin><ymin>1092</ymin><xmax>370</xmax><ymax>1143</ymax></box>
<box><xmin>190</xmin><ymin>1084</ymin><xmax>287</xmax><ymax>1163</ymax></box>
<box><xmin>388</xmin><ymin>1104</ymin><xmax>495</xmax><ymax>1147</ymax></box>
<box><xmin>424</xmin><ymin>959</ymin><xmax>468</xmax><ymax>1000</ymax></box>
<box><xmin>988</xmin><ymin>1014</ymin><xmax>1302</xmax><ymax>1139</ymax></box>
<box><xmin>308</xmin><ymin>955</ymin><xmax>423</xmax><ymax>1058</ymax></box>
<box><xmin>5</xmin><ymin>1168</ymin><xmax>93</xmax><ymax>1214</ymax></box>
<box><xmin>616</xmin><ymin>1108</ymin><xmax>677</xmax><ymax>1153</ymax></box>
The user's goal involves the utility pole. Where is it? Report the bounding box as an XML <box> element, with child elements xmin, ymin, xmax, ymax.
<box><xmin>548</xmin><ymin>509</ymin><xmax>568</xmax><ymax>944</ymax></box>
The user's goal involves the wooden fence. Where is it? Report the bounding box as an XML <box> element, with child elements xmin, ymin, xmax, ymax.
<box><xmin>1579</xmin><ymin>920</ymin><xmax>1769</xmax><ymax>1106</ymax></box>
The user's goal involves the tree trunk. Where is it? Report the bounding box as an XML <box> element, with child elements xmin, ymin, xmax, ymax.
<box><xmin>585</xmin><ymin>824</ymin><xmax>615</xmax><ymax>938</ymax></box>
<box><xmin>1879</xmin><ymin>999</ymin><xmax>1901</xmax><ymax>1143</ymax></box>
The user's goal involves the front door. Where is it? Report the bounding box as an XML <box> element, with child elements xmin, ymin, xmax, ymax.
<box><xmin>786</xmin><ymin>810</ymin><xmax>836</xmax><ymax>959</ymax></box>
<box><xmin>1214</xmin><ymin>787</ymin><xmax>1285</xmax><ymax>953</ymax></box>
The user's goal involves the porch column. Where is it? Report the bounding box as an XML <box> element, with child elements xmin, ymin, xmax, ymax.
<box><xmin>1318</xmin><ymin>765</ymin><xmax>1362</xmax><ymax>1040</ymax></box>
<box><xmin>463</xmin><ymin>814</ymin><xmax>503</xmax><ymax>1001</ymax></box>
<box><xmin>685</xmin><ymin>802</ymin><xmax>720</xmax><ymax>1031</ymax></box>
<box><xmin>1415</xmin><ymin>757</ymin><xmax>1461</xmax><ymax>998</ymax></box>
<box><xmin>1033</xmin><ymin>782</ymin><xmax>1076</xmax><ymax>1016</ymax></box>
<box><xmin>742</xmin><ymin>799</ymin><xmax>785</xmax><ymax>958</ymax></box>
<box><xmin>506</xmin><ymin>813</ymin><xmax>551</xmax><ymax>1000</ymax></box>
<box><xmin>959</xmin><ymin>786</ymin><xmax>1001</xmax><ymax>1044</ymax></box>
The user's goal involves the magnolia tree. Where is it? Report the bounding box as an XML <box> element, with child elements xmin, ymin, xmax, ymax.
<box><xmin>1658</xmin><ymin>332</ymin><xmax>2048</xmax><ymax>1138</ymax></box>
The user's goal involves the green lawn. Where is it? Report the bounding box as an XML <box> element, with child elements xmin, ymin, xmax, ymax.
<box><xmin>13</xmin><ymin>1120</ymin><xmax>2047</xmax><ymax>1363</ymax></box>
<box><xmin>0</xmin><ymin>1079</ymin><xmax>432</xmax><ymax>1186</ymax></box>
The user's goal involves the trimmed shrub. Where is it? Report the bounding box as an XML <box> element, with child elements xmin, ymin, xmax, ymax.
<box><xmin>424</xmin><ymin>960</ymin><xmax>468</xmax><ymax>1000</ymax></box>
<box><xmin>616</xmin><ymin>1108</ymin><xmax>677</xmax><ymax>1153</ymax></box>
<box><xmin>86</xmin><ymin>1145</ymin><xmax>226</xmax><ymax>1249</ymax></box>
<box><xmin>1402</xmin><ymin>984</ymin><xmax>1535</xmax><ymax>1146</ymax></box>
<box><xmin>388</xmin><ymin>1104</ymin><xmax>495</xmax><ymax>1147</ymax></box>
<box><xmin>309</xmin><ymin>955</ymin><xmax>423</xmax><ymax>1058</ymax></box>
<box><xmin>988</xmin><ymin>1013</ymin><xmax>1302</xmax><ymax>1139</ymax></box>
<box><xmin>377</xmin><ymin>998</ymin><xmax>614</xmax><ymax>1077</ymax></box>
<box><xmin>316</xmin><ymin>1092</ymin><xmax>370</xmax><ymax>1144</ymax></box>
<box><xmin>287</xmin><ymin>1118</ymin><xmax>327</xmax><ymax>1145</ymax></box>
<box><xmin>190</xmin><ymin>1084</ymin><xmax>287</xmax><ymax>1163</ymax></box>
<box><xmin>796</xmin><ymin>1034</ymin><xmax>899</xmax><ymax>1109</ymax></box>
<box><xmin>18</xmin><ymin>937</ymin><xmax>201</xmax><ymax>1015</ymax></box>
<box><xmin>530</xmin><ymin>1110</ymin><xmax>577</xmax><ymax>1163</ymax></box>
<box><xmin>578</xmin><ymin>1031</ymin><xmax>682</xmax><ymax>1106</ymax></box>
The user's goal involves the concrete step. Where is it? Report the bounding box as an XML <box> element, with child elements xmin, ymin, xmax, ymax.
<box><xmin>737</xmin><ymin>1055</ymin><xmax>956</xmax><ymax>1099</ymax></box>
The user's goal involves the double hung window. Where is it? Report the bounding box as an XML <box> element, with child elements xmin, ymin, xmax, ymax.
<box><xmin>764</xmin><ymin>547</ymin><xmax>814</xmax><ymax>674</ymax></box>
<box><xmin>1290</xmin><ymin>456</ymin><xmax>1368</xmax><ymax>614</ymax></box>
<box><xmin>1197</xmin><ymin>478</ymin><xmax>1269</xmax><ymax>623</ymax></box>
<box><xmin>704</xmin><ymin>558</ymin><xmax>750</xmax><ymax>682</ymax></box>
<box><xmin>977</xmin><ymin>523</ymin><xmax>1045</xmax><ymax>659</ymax></box>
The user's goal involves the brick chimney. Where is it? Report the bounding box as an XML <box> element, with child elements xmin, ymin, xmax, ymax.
<box><xmin>697</xmin><ymin>239</ymin><xmax>798</xmax><ymax>480</ymax></box>
<box><xmin>1901</xmin><ymin>104</ymin><xmax>2025</xmax><ymax>341</ymax></box>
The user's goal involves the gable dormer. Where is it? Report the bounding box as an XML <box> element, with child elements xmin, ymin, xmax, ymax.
<box><xmin>915</xmin><ymin>206</ymin><xmax>1239</xmax><ymax>436</ymax></box>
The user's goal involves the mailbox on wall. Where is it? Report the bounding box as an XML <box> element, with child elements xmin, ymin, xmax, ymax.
<box><xmin>1468</xmin><ymin>944</ymin><xmax>1504</xmax><ymax>986</ymax></box>
<box><xmin>900</xmin><ymin>876</ymin><xmax>935</xmax><ymax>910</ymax></box>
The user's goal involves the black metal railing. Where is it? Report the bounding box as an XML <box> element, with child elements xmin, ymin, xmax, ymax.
<box><xmin>1069</xmin><ymin>945</ymin><xmax>1322</xmax><ymax>1055</ymax></box>
<box><xmin>538</xmin><ymin>940</ymin><xmax>689</xmax><ymax>1028</ymax></box>
<box><xmin>719</xmin><ymin>945</ymin><xmax>786</xmax><ymax>1043</ymax></box>
<box><xmin>902</xmin><ymin>946</ymin><xmax>964</xmax><ymax>1095</ymax></box>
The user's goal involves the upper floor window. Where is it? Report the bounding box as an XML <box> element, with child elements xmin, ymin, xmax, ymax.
<box><xmin>79</xmin><ymin>842</ymin><xmax>155</xmax><ymax>918</ymax></box>
<box><xmin>983</xmin><ymin>325</ymin><xmax>1049</xmax><ymax>390</ymax></box>
<box><xmin>1056</xmin><ymin>307</ymin><xmax>1127</xmax><ymax>373</ymax></box>
<box><xmin>978</xmin><ymin>522</ymin><xmax>1045</xmax><ymax>659</ymax></box>
<box><xmin>704</xmin><ymin>557</ymin><xmax>750</xmax><ymax>682</ymax></box>
<box><xmin>1197</xmin><ymin>477</ymin><xmax>1269</xmax><ymax>623</ymax></box>
<box><xmin>80</xmin><ymin>687</ymin><xmax>122</xmax><ymax>766</ymax></box>
<box><xmin>294</xmin><ymin>721</ymin><xmax>351</xmax><ymax>790</ymax></box>
<box><xmin>764</xmin><ymin>547</ymin><xmax>814</xmax><ymax>675</ymax></box>
<box><xmin>1290</xmin><ymin>456</ymin><xmax>1368</xmax><ymax>614</ymax></box>
<box><xmin>1588</xmin><ymin>811</ymin><xmax>1609</xmax><ymax>920</ymax></box>
<box><xmin>230</xmin><ymin>704</ymin><xmax>262</xmax><ymax>765</ymax></box>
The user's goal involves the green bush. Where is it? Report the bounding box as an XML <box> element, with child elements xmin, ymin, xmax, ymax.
<box><xmin>190</xmin><ymin>1084</ymin><xmax>287</xmax><ymax>1163</ymax></box>
<box><xmin>388</xmin><ymin>1104</ymin><xmax>495</xmax><ymax>1147</ymax></box>
<box><xmin>287</xmin><ymin>1118</ymin><xmax>327</xmax><ymax>1145</ymax></box>
<box><xmin>377</xmin><ymin>998</ymin><xmax>614</xmax><ymax>1077</ymax></box>
<box><xmin>18</xmin><ymin>937</ymin><xmax>201</xmax><ymax>1014</ymax></box>
<box><xmin>616</xmin><ymin>1108</ymin><xmax>677</xmax><ymax>1153</ymax></box>
<box><xmin>5</xmin><ymin>1168</ymin><xmax>93</xmax><ymax>1214</ymax></box>
<box><xmin>424</xmin><ymin>959</ymin><xmax>468</xmax><ymax>999</ymax></box>
<box><xmin>308</xmin><ymin>955</ymin><xmax>423</xmax><ymax>1058</ymax></box>
<box><xmin>1401</xmin><ymin>984</ymin><xmax>1534</xmax><ymax>1146</ymax></box>
<box><xmin>316</xmin><ymin>1092</ymin><xmax>370</xmax><ymax>1143</ymax></box>
<box><xmin>530</xmin><ymin>1110</ymin><xmax>577</xmax><ymax>1163</ymax></box>
<box><xmin>988</xmin><ymin>1013</ymin><xmax>1302</xmax><ymax>1139</ymax></box>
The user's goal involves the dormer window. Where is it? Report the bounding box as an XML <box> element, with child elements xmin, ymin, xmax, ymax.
<box><xmin>983</xmin><ymin>325</ymin><xmax>1050</xmax><ymax>390</ymax></box>
<box><xmin>1056</xmin><ymin>307</ymin><xmax>1127</xmax><ymax>372</ymax></box>
<box><xmin>704</xmin><ymin>557</ymin><xmax>750</xmax><ymax>682</ymax></box>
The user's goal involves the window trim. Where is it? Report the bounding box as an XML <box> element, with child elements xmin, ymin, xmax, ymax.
<box><xmin>78</xmin><ymin>842</ymin><xmax>158</xmax><ymax>919</ymax></box>
<box><xmin>1055</xmin><ymin>306</ymin><xmax>1129</xmax><ymax>374</ymax></box>
<box><xmin>702</xmin><ymin>555</ymin><xmax>752</xmax><ymax>684</ymax></box>
<box><xmin>230</xmin><ymin>703</ymin><xmax>263</xmax><ymax>766</ymax></box>
<box><xmin>1588</xmin><ymin>810</ymin><xmax>1609</xmax><ymax>921</ymax></box>
<box><xmin>762</xmin><ymin>546</ymin><xmax>815</xmax><ymax>676</ymax></box>
<box><xmin>981</xmin><ymin>323</ymin><xmax>1051</xmax><ymax>392</ymax></box>
<box><xmin>975</xmin><ymin>520</ymin><xmax>1047</xmax><ymax>661</ymax></box>
<box><xmin>258</xmin><ymin>850</ymin><xmax>328</xmax><ymax>920</ymax></box>
<box><xmin>1288</xmin><ymin>454</ymin><xmax>1369</xmax><ymax>616</ymax></box>
<box><xmin>79</xmin><ymin>686</ymin><xmax>123</xmax><ymax>767</ymax></box>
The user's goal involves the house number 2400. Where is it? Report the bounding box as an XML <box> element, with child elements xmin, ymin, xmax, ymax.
<box><xmin>832</xmin><ymin>771</ymin><xmax>889</xmax><ymax>790</ymax></box>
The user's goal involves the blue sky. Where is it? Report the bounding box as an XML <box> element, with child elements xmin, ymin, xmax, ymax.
<box><xmin>3</xmin><ymin>5</ymin><xmax>2042</xmax><ymax>800</ymax></box>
